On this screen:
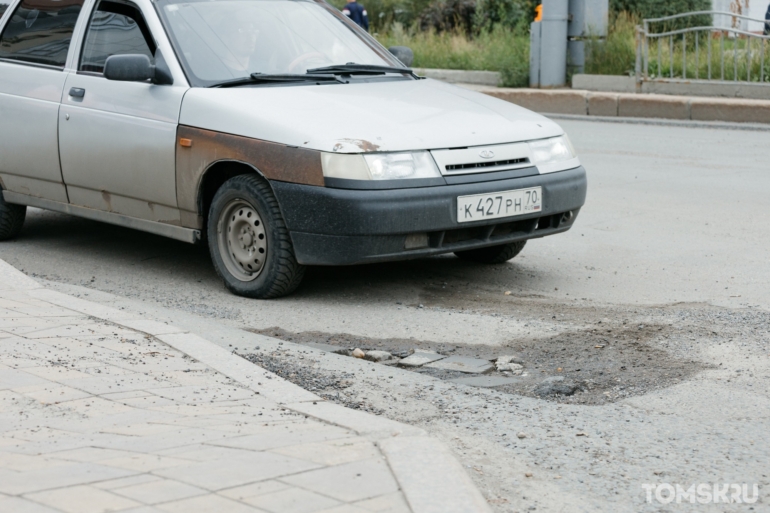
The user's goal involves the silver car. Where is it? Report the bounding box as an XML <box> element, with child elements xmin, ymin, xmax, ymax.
<box><xmin>0</xmin><ymin>0</ymin><xmax>587</xmax><ymax>298</ymax></box>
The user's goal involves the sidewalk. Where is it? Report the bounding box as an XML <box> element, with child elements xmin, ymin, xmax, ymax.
<box><xmin>0</xmin><ymin>260</ymin><xmax>490</xmax><ymax>513</ymax></box>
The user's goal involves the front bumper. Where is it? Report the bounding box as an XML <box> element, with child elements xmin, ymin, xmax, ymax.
<box><xmin>271</xmin><ymin>166</ymin><xmax>587</xmax><ymax>265</ymax></box>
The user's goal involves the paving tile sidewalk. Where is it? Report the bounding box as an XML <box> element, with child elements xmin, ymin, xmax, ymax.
<box><xmin>0</xmin><ymin>260</ymin><xmax>491</xmax><ymax>513</ymax></box>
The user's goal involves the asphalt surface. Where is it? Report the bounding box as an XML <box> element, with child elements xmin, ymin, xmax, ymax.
<box><xmin>2</xmin><ymin>119</ymin><xmax>769</xmax><ymax>511</ymax></box>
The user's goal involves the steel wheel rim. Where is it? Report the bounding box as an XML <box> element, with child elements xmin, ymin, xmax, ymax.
<box><xmin>217</xmin><ymin>199</ymin><xmax>267</xmax><ymax>282</ymax></box>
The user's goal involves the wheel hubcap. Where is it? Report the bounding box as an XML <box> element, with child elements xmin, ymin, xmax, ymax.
<box><xmin>218</xmin><ymin>200</ymin><xmax>267</xmax><ymax>282</ymax></box>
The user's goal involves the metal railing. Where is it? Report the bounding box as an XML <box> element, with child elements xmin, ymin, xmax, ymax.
<box><xmin>635</xmin><ymin>11</ymin><xmax>770</xmax><ymax>85</ymax></box>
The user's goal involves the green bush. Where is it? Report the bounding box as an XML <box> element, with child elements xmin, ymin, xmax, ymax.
<box><xmin>610</xmin><ymin>0</ymin><xmax>711</xmax><ymax>30</ymax></box>
<box><xmin>340</xmin><ymin>0</ymin><xmax>537</xmax><ymax>33</ymax></box>
<box><xmin>585</xmin><ymin>11</ymin><xmax>637</xmax><ymax>76</ymax></box>
<box><xmin>418</xmin><ymin>0</ymin><xmax>477</xmax><ymax>34</ymax></box>
<box><xmin>472</xmin><ymin>0</ymin><xmax>525</xmax><ymax>31</ymax></box>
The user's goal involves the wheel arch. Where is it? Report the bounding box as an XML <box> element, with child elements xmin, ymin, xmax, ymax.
<box><xmin>197</xmin><ymin>159</ymin><xmax>269</xmax><ymax>224</ymax></box>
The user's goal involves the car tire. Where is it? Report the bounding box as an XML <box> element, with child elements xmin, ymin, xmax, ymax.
<box><xmin>454</xmin><ymin>241</ymin><xmax>527</xmax><ymax>264</ymax></box>
<box><xmin>0</xmin><ymin>190</ymin><xmax>26</xmax><ymax>241</ymax></box>
<box><xmin>207</xmin><ymin>174</ymin><xmax>305</xmax><ymax>299</ymax></box>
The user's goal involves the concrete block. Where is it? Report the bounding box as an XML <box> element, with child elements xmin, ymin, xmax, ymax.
<box><xmin>287</xmin><ymin>401</ymin><xmax>425</xmax><ymax>438</ymax></box>
<box><xmin>617</xmin><ymin>94</ymin><xmax>690</xmax><ymax>119</ymax></box>
<box><xmin>0</xmin><ymin>496</ymin><xmax>61</xmax><ymax>513</ymax></box>
<box><xmin>356</xmin><ymin>492</ymin><xmax>411</xmax><ymax>513</ymax></box>
<box><xmin>379</xmin><ymin>436</ymin><xmax>493</xmax><ymax>513</ymax></box>
<box><xmin>153</xmin><ymin>494</ymin><xmax>259</xmax><ymax>513</ymax></box>
<box><xmin>272</xmin><ymin>438</ymin><xmax>380</xmax><ymax>467</ymax></box>
<box><xmin>117</xmin><ymin>319</ymin><xmax>187</xmax><ymax>336</ymax></box>
<box><xmin>642</xmin><ymin>80</ymin><xmax>770</xmax><ymax>100</ymax></box>
<box><xmin>279</xmin><ymin>458</ymin><xmax>399</xmax><ymax>503</ymax></box>
<box><xmin>398</xmin><ymin>352</ymin><xmax>446</xmax><ymax>368</ymax></box>
<box><xmin>0</xmin><ymin>462</ymin><xmax>134</xmax><ymax>495</ymax></box>
<box><xmin>572</xmin><ymin>73</ymin><xmax>635</xmax><ymax>93</ymax></box>
<box><xmin>587</xmin><ymin>92</ymin><xmax>619</xmax><ymax>116</ymax></box>
<box><xmin>481</xmin><ymin>88</ymin><xmax>588</xmax><ymax>114</ymax></box>
<box><xmin>26</xmin><ymin>485</ymin><xmax>141</xmax><ymax>513</ymax></box>
<box><xmin>208</xmin><ymin>422</ymin><xmax>350</xmax><ymax>451</ymax></box>
<box><xmin>690</xmin><ymin>98</ymin><xmax>770</xmax><ymax>124</ymax></box>
<box><xmin>241</xmin><ymin>487</ymin><xmax>341</xmax><ymax>512</ymax></box>
<box><xmin>417</xmin><ymin>68</ymin><xmax>501</xmax><ymax>86</ymax></box>
<box><xmin>425</xmin><ymin>356</ymin><xmax>494</xmax><ymax>374</ymax></box>
<box><xmin>218</xmin><ymin>480</ymin><xmax>290</xmax><ymax>502</ymax></box>
<box><xmin>111</xmin><ymin>479</ymin><xmax>206</xmax><ymax>504</ymax></box>
<box><xmin>153</xmin><ymin>451</ymin><xmax>321</xmax><ymax>491</ymax></box>
<box><xmin>448</xmin><ymin>376</ymin><xmax>520</xmax><ymax>387</ymax></box>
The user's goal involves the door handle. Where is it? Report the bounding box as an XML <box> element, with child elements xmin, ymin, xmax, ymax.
<box><xmin>69</xmin><ymin>87</ymin><xmax>85</xmax><ymax>98</ymax></box>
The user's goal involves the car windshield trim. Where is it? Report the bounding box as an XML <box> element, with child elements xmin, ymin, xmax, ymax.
<box><xmin>306</xmin><ymin>64</ymin><xmax>419</xmax><ymax>79</ymax></box>
<box><xmin>209</xmin><ymin>73</ymin><xmax>343</xmax><ymax>88</ymax></box>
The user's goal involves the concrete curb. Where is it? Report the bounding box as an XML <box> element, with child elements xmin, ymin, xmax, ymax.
<box><xmin>417</xmin><ymin>68</ymin><xmax>501</xmax><ymax>86</ymax></box>
<box><xmin>464</xmin><ymin>85</ymin><xmax>770</xmax><ymax>124</ymax></box>
<box><xmin>572</xmin><ymin>73</ymin><xmax>770</xmax><ymax>101</ymax></box>
<box><xmin>0</xmin><ymin>259</ymin><xmax>492</xmax><ymax>513</ymax></box>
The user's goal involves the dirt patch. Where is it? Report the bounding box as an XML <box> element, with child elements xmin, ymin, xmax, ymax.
<box><xmin>240</xmin><ymin>352</ymin><xmax>385</xmax><ymax>415</ymax></box>
<box><xmin>249</xmin><ymin>321</ymin><xmax>709</xmax><ymax>405</ymax></box>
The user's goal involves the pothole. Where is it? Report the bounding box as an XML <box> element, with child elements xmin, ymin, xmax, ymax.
<box><xmin>249</xmin><ymin>324</ymin><xmax>709</xmax><ymax>405</ymax></box>
<box><xmin>240</xmin><ymin>352</ymin><xmax>384</xmax><ymax>414</ymax></box>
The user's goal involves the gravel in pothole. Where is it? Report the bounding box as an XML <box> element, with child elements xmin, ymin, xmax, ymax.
<box><xmin>250</xmin><ymin>323</ymin><xmax>709</xmax><ymax>405</ymax></box>
<box><xmin>240</xmin><ymin>351</ymin><xmax>385</xmax><ymax>415</ymax></box>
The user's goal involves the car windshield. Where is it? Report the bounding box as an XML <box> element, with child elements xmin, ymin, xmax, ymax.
<box><xmin>156</xmin><ymin>0</ymin><xmax>400</xmax><ymax>87</ymax></box>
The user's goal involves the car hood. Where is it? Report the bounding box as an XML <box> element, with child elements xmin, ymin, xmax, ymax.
<box><xmin>179</xmin><ymin>78</ymin><xmax>564</xmax><ymax>153</ymax></box>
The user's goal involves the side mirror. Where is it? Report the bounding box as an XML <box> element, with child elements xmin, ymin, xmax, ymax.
<box><xmin>388</xmin><ymin>46</ymin><xmax>414</xmax><ymax>68</ymax></box>
<box><xmin>104</xmin><ymin>52</ymin><xmax>173</xmax><ymax>85</ymax></box>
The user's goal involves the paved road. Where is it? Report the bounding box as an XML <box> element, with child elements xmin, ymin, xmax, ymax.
<box><xmin>1</xmin><ymin>119</ymin><xmax>768</xmax><ymax>345</ymax></box>
<box><xmin>2</xmin><ymin>119</ymin><xmax>769</xmax><ymax>511</ymax></box>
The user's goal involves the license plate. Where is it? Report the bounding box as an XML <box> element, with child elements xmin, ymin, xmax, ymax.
<box><xmin>457</xmin><ymin>187</ymin><xmax>542</xmax><ymax>223</ymax></box>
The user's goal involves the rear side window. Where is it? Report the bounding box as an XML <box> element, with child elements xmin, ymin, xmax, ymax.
<box><xmin>0</xmin><ymin>0</ymin><xmax>84</xmax><ymax>68</ymax></box>
<box><xmin>80</xmin><ymin>0</ymin><xmax>155</xmax><ymax>74</ymax></box>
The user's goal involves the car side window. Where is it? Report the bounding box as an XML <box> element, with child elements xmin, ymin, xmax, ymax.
<box><xmin>0</xmin><ymin>0</ymin><xmax>85</xmax><ymax>68</ymax></box>
<box><xmin>79</xmin><ymin>0</ymin><xmax>155</xmax><ymax>74</ymax></box>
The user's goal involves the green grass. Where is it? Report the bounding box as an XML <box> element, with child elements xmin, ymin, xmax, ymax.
<box><xmin>585</xmin><ymin>12</ymin><xmax>637</xmax><ymax>76</ymax></box>
<box><xmin>374</xmin><ymin>12</ymin><xmax>770</xmax><ymax>85</ymax></box>
<box><xmin>375</xmin><ymin>24</ymin><xmax>530</xmax><ymax>87</ymax></box>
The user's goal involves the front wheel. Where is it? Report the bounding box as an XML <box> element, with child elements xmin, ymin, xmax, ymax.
<box><xmin>0</xmin><ymin>190</ymin><xmax>26</xmax><ymax>241</ymax></box>
<box><xmin>207</xmin><ymin>174</ymin><xmax>305</xmax><ymax>299</ymax></box>
<box><xmin>454</xmin><ymin>241</ymin><xmax>527</xmax><ymax>264</ymax></box>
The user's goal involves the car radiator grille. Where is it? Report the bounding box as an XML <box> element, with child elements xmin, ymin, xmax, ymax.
<box><xmin>444</xmin><ymin>157</ymin><xmax>529</xmax><ymax>172</ymax></box>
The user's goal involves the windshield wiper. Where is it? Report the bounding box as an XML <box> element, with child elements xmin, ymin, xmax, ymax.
<box><xmin>306</xmin><ymin>64</ymin><xmax>420</xmax><ymax>79</ymax></box>
<box><xmin>210</xmin><ymin>73</ymin><xmax>343</xmax><ymax>88</ymax></box>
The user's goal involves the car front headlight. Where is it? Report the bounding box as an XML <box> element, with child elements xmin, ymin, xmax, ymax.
<box><xmin>528</xmin><ymin>135</ymin><xmax>579</xmax><ymax>174</ymax></box>
<box><xmin>321</xmin><ymin>151</ymin><xmax>441</xmax><ymax>181</ymax></box>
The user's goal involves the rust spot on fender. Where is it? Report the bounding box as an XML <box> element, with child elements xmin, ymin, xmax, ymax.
<box><xmin>335</xmin><ymin>138</ymin><xmax>381</xmax><ymax>152</ymax></box>
<box><xmin>176</xmin><ymin>126</ymin><xmax>325</xmax><ymax>217</ymax></box>
<box><xmin>101</xmin><ymin>191</ymin><xmax>112</xmax><ymax>211</ymax></box>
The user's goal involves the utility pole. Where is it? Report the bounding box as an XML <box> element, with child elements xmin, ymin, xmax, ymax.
<box><xmin>530</xmin><ymin>0</ymin><xmax>608</xmax><ymax>88</ymax></box>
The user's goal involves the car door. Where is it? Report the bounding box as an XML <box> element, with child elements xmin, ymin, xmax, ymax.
<box><xmin>58</xmin><ymin>0</ymin><xmax>187</xmax><ymax>223</ymax></box>
<box><xmin>0</xmin><ymin>0</ymin><xmax>85</xmax><ymax>203</ymax></box>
